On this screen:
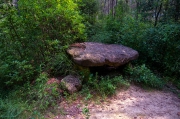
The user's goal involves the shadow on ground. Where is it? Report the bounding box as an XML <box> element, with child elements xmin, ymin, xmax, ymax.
<box><xmin>46</xmin><ymin>85</ymin><xmax>180</xmax><ymax>119</ymax></box>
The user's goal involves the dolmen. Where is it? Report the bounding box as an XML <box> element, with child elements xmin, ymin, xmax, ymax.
<box><xmin>67</xmin><ymin>42</ymin><xmax>139</xmax><ymax>67</ymax></box>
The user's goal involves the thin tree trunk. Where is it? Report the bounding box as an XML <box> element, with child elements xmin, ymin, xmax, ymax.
<box><xmin>174</xmin><ymin>0</ymin><xmax>180</xmax><ymax>21</ymax></box>
<box><xmin>108</xmin><ymin>0</ymin><xmax>110</xmax><ymax>14</ymax></box>
<box><xmin>136</xmin><ymin>0</ymin><xmax>140</xmax><ymax>20</ymax></box>
<box><xmin>112</xmin><ymin>0</ymin><xmax>114</xmax><ymax>17</ymax></box>
<box><xmin>12</xmin><ymin>0</ymin><xmax>18</xmax><ymax>8</ymax></box>
<box><xmin>154</xmin><ymin>3</ymin><xmax>162</xmax><ymax>26</ymax></box>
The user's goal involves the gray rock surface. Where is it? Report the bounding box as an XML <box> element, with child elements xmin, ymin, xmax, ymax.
<box><xmin>67</xmin><ymin>42</ymin><xmax>139</xmax><ymax>67</ymax></box>
<box><xmin>61</xmin><ymin>75</ymin><xmax>82</xmax><ymax>94</ymax></box>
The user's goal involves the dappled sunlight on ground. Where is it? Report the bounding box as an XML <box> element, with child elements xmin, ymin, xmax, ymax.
<box><xmin>46</xmin><ymin>85</ymin><xmax>180</xmax><ymax>119</ymax></box>
<box><xmin>89</xmin><ymin>85</ymin><xmax>180</xmax><ymax>119</ymax></box>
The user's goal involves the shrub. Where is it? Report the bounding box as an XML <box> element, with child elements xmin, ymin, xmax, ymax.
<box><xmin>0</xmin><ymin>72</ymin><xmax>60</xmax><ymax>118</ymax></box>
<box><xmin>78</xmin><ymin>0</ymin><xmax>98</xmax><ymax>24</ymax></box>
<box><xmin>119</xmin><ymin>23</ymin><xmax>180</xmax><ymax>80</ymax></box>
<box><xmin>0</xmin><ymin>0</ymin><xmax>86</xmax><ymax>87</ymax></box>
<box><xmin>98</xmin><ymin>76</ymin><xmax>130</xmax><ymax>96</ymax></box>
<box><xmin>142</xmin><ymin>24</ymin><xmax>180</xmax><ymax>77</ymax></box>
<box><xmin>88</xmin><ymin>15</ymin><xmax>180</xmax><ymax>83</ymax></box>
<box><xmin>0</xmin><ymin>90</ymin><xmax>32</xmax><ymax>119</ymax></box>
<box><xmin>0</xmin><ymin>98</ymin><xmax>24</xmax><ymax>119</ymax></box>
<box><xmin>20</xmin><ymin>73</ymin><xmax>61</xmax><ymax>111</ymax></box>
<box><xmin>83</xmin><ymin>74</ymin><xmax>130</xmax><ymax>97</ymax></box>
<box><xmin>46</xmin><ymin>49</ymin><xmax>75</xmax><ymax>76</ymax></box>
<box><xmin>125</xmin><ymin>64</ymin><xmax>164</xmax><ymax>89</ymax></box>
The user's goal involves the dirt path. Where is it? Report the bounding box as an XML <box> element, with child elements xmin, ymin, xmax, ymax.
<box><xmin>49</xmin><ymin>85</ymin><xmax>180</xmax><ymax>119</ymax></box>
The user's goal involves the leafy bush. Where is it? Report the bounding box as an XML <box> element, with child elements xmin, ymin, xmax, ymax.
<box><xmin>142</xmin><ymin>24</ymin><xmax>180</xmax><ymax>77</ymax></box>
<box><xmin>119</xmin><ymin>21</ymin><xmax>180</xmax><ymax>80</ymax></box>
<box><xmin>83</xmin><ymin>74</ymin><xmax>129</xmax><ymax>97</ymax></box>
<box><xmin>78</xmin><ymin>0</ymin><xmax>98</xmax><ymax>24</ymax></box>
<box><xmin>19</xmin><ymin>73</ymin><xmax>61</xmax><ymax>111</ymax></box>
<box><xmin>46</xmin><ymin>49</ymin><xmax>76</xmax><ymax>76</ymax></box>
<box><xmin>0</xmin><ymin>73</ymin><xmax>59</xmax><ymax>118</ymax></box>
<box><xmin>0</xmin><ymin>59</ymin><xmax>36</xmax><ymax>86</ymax></box>
<box><xmin>0</xmin><ymin>98</ymin><xmax>24</xmax><ymax>119</ymax></box>
<box><xmin>125</xmin><ymin>64</ymin><xmax>164</xmax><ymax>89</ymax></box>
<box><xmin>88</xmin><ymin>13</ymin><xmax>180</xmax><ymax>84</ymax></box>
<box><xmin>98</xmin><ymin>76</ymin><xmax>130</xmax><ymax>96</ymax></box>
<box><xmin>0</xmin><ymin>0</ymin><xmax>86</xmax><ymax>87</ymax></box>
<box><xmin>0</xmin><ymin>90</ymin><xmax>32</xmax><ymax>119</ymax></box>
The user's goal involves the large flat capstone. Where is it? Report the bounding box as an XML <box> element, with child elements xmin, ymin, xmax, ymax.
<box><xmin>67</xmin><ymin>42</ymin><xmax>139</xmax><ymax>67</ymax></box>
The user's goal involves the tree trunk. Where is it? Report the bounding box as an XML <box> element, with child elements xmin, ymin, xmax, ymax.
<box><xmin>154</xmin><ymin>3</ymin><xmax>162</xmax><ymax>26</ymax></box>
<box><xmin>136</xmin><ymin>0</ymin><xmax>140</xmax><ymax>20</ymax></box>
<box><xmin>174</xmin><ymin>0</ymin><xmax>180</xmax><ymax>21</ymax></box>
<box><xmin>102</xmin><ymin>0</ymin><xmax>118</xmax><ymax>16</ymax></box>
<box><xmin>12</xmin><ymin>0</ymin><xmax>18</xmax><ymax>8</ymax></box>
<box><xmin>112</xmin><ymin>0</ymin><xmax>114</xmax><ymax>17</ymax></box>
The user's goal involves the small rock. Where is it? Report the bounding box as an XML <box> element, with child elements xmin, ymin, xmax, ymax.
<box><xmin>61</xmin><ymin>75</ymin><xmax>82</xmax><ymax>94</ymax></box>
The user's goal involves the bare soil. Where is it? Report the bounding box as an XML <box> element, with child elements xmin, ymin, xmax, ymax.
<box><xmin>46</xmin><ymin>85</ymin><xmax>180</xmax><ymax>119</ymax></box>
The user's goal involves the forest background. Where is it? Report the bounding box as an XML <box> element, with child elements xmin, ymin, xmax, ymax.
<box><xmin>0</xmin><ymin>0</ymin><xmax>179</xmax><ymax>118</ymax></box>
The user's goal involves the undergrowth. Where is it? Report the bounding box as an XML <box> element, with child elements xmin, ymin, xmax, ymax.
<box><xmin>20</xmin><ymin>73</ymin><xmax>61</xmax><ymax>111</ymax></box>
<box><xmin>81</xmin><ymin>73</ymin><xmax>130</xmax><ymax>99</ymax></box>
<box><xmin>0</xmin><ymin>66</ymin><xmax>165</xmax><ymax>118</ymax></box>
<box><xmin>125</xmin><ymin>64</ymin><xmax>164</xmax><ymax>89</ymax></box>
<box><xmin>0</xmin><ymin>98</ymin><xmax>23</xmax><ymax>119</ymax></box>
<box><xmin>0</xmin><ymin>72</ymin><xmax>61</xmax><ymax>118</ymax></box>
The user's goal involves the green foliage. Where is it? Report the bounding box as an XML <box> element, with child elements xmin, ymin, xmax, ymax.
<box><xmin>88</xmin><ymin>14</ymin><xmax>149</xmax><ymax>44</ymax></box>
<box><xmin>0</xmin><ymin>90</ymin><xmax>44</xmax><ymax>119</ymax></box>
<box><xmin>114</xmin><ymin>0</ymin><xmax>130</xmax><ymax>20</ymax></box>
<box><xmin>79</xmin><ymin>0</ymin><xmax>98</xmax><ymax>16</ymax></box>
<box><xmin>20</xmin><ymin>73</ymin><xmax>61</xmax><ymax>111</ymax></box>
<box><xmin>82</xmin><ymin>74</ymin><xmax>130</xmax><ymax>97</ymax></box>
<box><xmin>88</xmin><ymin>11</ymin><xmax>180</xmax><ymax>83</ymax></box>
<box><xmin>142</xmin><ymin>24</ymin><xmax>180</xmax><ymax>77</ymax></box>
<box><xmin>0</xmin><ymin>0</ymin><xmax>85</xmax><ymax>87</ymax></box>
<box><xmin>78</xmin><ymin>0</ymin><xmax>98</xmax><ymax>24</ymax></box>
<box><xmin>0</xmin><ymin>1</ymin><xmax>86</xmax><ymax>117</ymax></box>
<box><xmin>82</xmin><ymin>106</ymin><xmax>90</xmax><ymax>118</ymax></box>
<box><xmin>86</xmin><ymin>0</ymin><xmax>130</xmax><ymax>43</ymax></box>
<box><xmin>0</xmin><ymin>0</ymin><xmax>180</xmax><ymax>117</ymax></box>
<box><xmin>78</xmin><ymin>0</ymin><xmax>99</xmax><ymax>44</ymax></box>
<box><xmin>87</xmin><ymin>17</ymin><xmax>120</xmax><ymax>43</ymax></box>
<box><xmin>0</xmin><ymin>73</ymin><xmax>60</xmax><ymax>117</ymax></box>
<box><xmin>176</xmin><ymin>81</ymin><xmax>180</xmax><ymax>90</ymax></box>
<box><xmin>125</xmin><ymin>64</ymin><xmax>164</xmax><ymax>89</ymax></box>
<box><xmin>119</xmin><ymin>20</ymin><xmax>180</xmax><ymax>84</ymax></box>
<box><xmin>0</xmin><ymin>89</ymin><xmax>34</xmax><ymax>119</ymax></box>
<box><xmin>46</xmin><ymin>50</ymin><xmax>75</xmax><ymax>76</ymax></box>
<box><xmin>0</xmin><ymin>98</ymin><xmax>23</xmax><ymax>119</ymax></box>
<box><xmin>0</xmin><ymin>60</ymin><xmax>35</xmax><ymax>86</ymax></box>
<box><xmin>120</xmin><ymin>23</ymin><xmax>180</xmax><ymax>79</ymax></box>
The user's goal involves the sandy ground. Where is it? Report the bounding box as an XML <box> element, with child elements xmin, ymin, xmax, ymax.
<box><xmin>48</xmin><ymin>85</ymin><xmax>180</xmax><ymax>119</ymax></box>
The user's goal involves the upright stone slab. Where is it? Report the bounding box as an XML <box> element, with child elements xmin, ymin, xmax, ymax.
<box><xmin>67</xmin><ymin>42</ymin><xmax>139</xmax><ymax>67</ymax></box>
